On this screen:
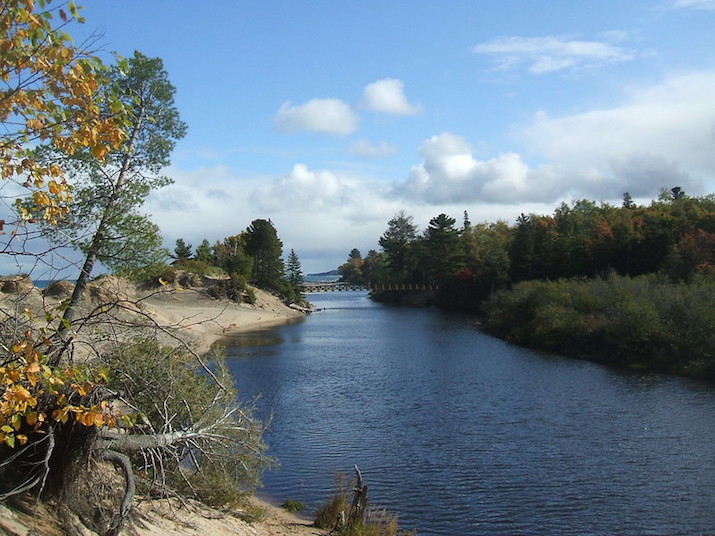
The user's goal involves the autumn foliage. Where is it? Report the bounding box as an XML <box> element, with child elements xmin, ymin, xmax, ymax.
<box><xmin>0</xmin><ymin>328</ymin><xmax>126</xmax><ymax>450</ymax></box>
<box><xmin>1</xmin><ymin>0</ymin><xmax>126</xmax><ymax>224</ymax></box>
<box><xmin>1</xmin><ymin>0</ymin><xmax>131</xmax><ymax>450</ymax></box>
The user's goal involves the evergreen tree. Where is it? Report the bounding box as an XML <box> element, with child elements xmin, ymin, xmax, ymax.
<box><xmin>286</xmin><ymin>249</ymin><xmax>305</xmax><ymax>297</ymax></box>
<box><xmin>421</xmin><ymin>213</ymin><xmax>463</xmax><ymax>281</ymax></box>
<box><xmin>195</xmin><ymin>238</ymin><xmax>214</xmax><ymax>264</ymax></box>
<box><xmin>244</xmin><ymin>219</ymin><xmax>285</xmax><ymax>288</ymax></box>
<box><xmin>379</xmin><ymin>211</ymin><xmax>417</xmax><ymax>280</ymax></box>
<box><xmin>174</xmin><ymin>238</ymin><xmax>193</xmax><ymax>260</ymax></box>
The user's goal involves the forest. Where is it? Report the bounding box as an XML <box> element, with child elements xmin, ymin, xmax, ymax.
<box><xmin>339</xmin><ymin>188</ymin><xmax>715</xmax><ymax>377</ymax></box>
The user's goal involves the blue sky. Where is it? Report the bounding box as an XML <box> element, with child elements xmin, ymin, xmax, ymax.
<box><xmin>67</xmin><ymin>0</ymin><xmax>715</xmax><ymax>272</ymax></box>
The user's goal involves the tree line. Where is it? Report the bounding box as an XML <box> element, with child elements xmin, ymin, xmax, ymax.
<box><xmin>340</xmin><ymin>189</ymin><xmax>715</xmax><ymax>377</ymax></box>
<box><xmin>169</xmin><ymin>219</ymin><xmax>305</xmax><ymax>306</ymax></box>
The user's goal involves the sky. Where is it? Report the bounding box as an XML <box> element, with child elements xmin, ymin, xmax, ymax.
<box><xmin>29</xmin><ymin>1</ymin><xmax>715</xmax><ymax>273</ymax></box>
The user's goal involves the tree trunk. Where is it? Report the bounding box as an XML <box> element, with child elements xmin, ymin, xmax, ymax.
<box><xmin>348</xmin><ymin>465</ymin><xmax>368</xmax><ymax>526</ymax></box>
<box><xmin>95</xmin><ymin>428</ymin><xmax>207</xmax><ymax>452</ymax></box>
<box><xmin>53</xmin><ymin>103</ymin><xmax>146</xmax><ymax>363</ymax></box>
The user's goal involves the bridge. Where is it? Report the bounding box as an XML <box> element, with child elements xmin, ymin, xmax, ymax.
<box><xmin>303</xmin><ymin>282</ymin><xmax>439</xmax><ymax>293</ymax></box>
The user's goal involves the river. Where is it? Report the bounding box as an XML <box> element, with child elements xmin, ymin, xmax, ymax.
<box><xmin>226</xmin><ymin>291</ymin><xmax>715</xmax><ymax>536</ymax></box>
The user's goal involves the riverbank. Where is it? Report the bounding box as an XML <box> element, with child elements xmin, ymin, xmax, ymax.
<box><xmin>0</xmin><ymin>274</ymin><xmax>327</xmax><ymax>536</ymax></box>
<box><xmin>0</xmin><ymin>495</ymin><xmax>327</xmax><ymax>536</ymax></box>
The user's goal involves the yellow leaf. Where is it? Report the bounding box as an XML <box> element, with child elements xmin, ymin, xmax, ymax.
<box><xmin>13</xmin><ymin>385</ymin><xmax>32</xmax><ymax>401</ymax></box>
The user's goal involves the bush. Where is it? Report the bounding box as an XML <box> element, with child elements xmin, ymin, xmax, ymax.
<box><xmin>159</xmin><ymin>266</ymin><xmax>177</xmax><ymax>284</ymax></box>
<box><xmin>482</xmin><ymin>273</ymin><xmax>715</xmax><ymax>376</ymax></box>
<box><xmin>205</xmin><ymin>273</ymin><xmax>253</xmax><ymax>303</ymax></box>
<box><xmin>244</xmin><ymin>286</ymin><xmax>256</xmax><ymax>304</ymax></box>
<box><xmin>173</xmin><ymin>258</ymin><xmax>219</xmax><ymax>277</ymax></box>
<box><xmin>314</xmin><ymin>473</ymin><xmax>351</xmax><ymax>530</ymax></box>
<box><xmin>282</xmin><ymin>499</ymin><xmax>305</xmax><ymax>513</ymax></box>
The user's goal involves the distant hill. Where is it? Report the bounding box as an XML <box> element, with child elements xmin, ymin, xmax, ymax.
<box><xmin>307</xmin><ymin>269</ymin><xmax>339</xmax><ymax>277</ymax></box>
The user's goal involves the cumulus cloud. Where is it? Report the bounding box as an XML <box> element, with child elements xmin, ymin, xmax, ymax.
<box><xmin>274</xmin><ymin>98</ymin><xmax>358</xmax><ymax>135</ymax></box>
<box><xmin>349</xmin><ymin>139</ymin><xmax>398</xmax><ymax>158</ymax></box>
<box><xmin>519</xmin><ymin>71</ymin><xmax>715</xmax><ymax>194</ymax></box>
<box><xmin>146</xmin><ymin>71</ymin><xmax>715</xmax><ymax>272</ymax></box>
<box><xmin>472</xmin><ymin>35</ymin><xmax>636</xmax><ymax>74</ymax></box>
<box><xmin>250</xmin><ymin>164</ymin><xmax>354</xmax><ymax>211</ymax></box>
<box><xmin>360</xmin><ymin>78</ymin><xmax>421</xmax><ymax>115</ymax></box>
<box><xmin>145</xmin><ymin>163</ymin><xmax>397</xmax><ymax>272</ymax></box>
<box><xmin>395</xmin><ymin>133</ymin><xmax>561</xmax><ymax>204</ymax></box>
<box><xmin>669</xmin><ymin>0</ymin><xmax>715</xmax><ymax>9</ymax></box>
<box><xmin>397</xmin><ymin>72</ymin><xmax>715</xmax><ymax>206</ymax></box>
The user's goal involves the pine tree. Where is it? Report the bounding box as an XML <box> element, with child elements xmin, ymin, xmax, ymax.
<box><xmin>174</xmin><ymin>238</ymin><xmax>193</xmax><ymax>260</ymax></box>
<box><xmin>286</xmin><ymin>249</ymin><xmax>305</xmax><ymax>297</ymax></box>
<box><xmin>244</xmin><ymin>219</ymin><xmax>284</xmax><ymax>288</ymax></box>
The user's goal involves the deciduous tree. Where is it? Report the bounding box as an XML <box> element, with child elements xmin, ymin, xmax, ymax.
<box><xmin>1</xmin><ymin>0</ymin><xmax>127</xmax><ymax>228</ymax></box>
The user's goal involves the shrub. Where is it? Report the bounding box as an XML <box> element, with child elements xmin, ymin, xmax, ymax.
<box><xmin>482</xmin><ymin>273</ymin><xmax>715</xmax><ymax>376</ymax></box>
<box><xmin>282</xmin><ymin>499</ymin><xmax>305</xmax><ymax>513</ymax></box>
<box><xmin>159</xmin><ymin>266</ymin><xmax>177</xmax><ymax>284</ymax></box>
<box><xmin>314</xmin><ymin>473</ymin><xmax>351</xmax><ymax>529</ymax></box>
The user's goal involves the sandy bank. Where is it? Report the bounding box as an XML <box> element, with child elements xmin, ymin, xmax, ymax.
<box><xmin>137</xmin><ymin>282</ymin><xmax>306</xmax><ymax>353</ymax></box>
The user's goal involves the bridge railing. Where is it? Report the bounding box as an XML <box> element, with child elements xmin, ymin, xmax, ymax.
<box><xmin>303</xmin><ymin>282</ymin><xmax>439</xmax><ymax>293</ymax></box>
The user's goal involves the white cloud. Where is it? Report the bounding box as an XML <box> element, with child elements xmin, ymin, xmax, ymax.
<box><xmin>360</xmin><ymin>79</ymin><xmax>421</xmax><ymax>115</ymax></box>
<box><xmin>274</xmin><ymin>98</ymin><xmax>358</xmax><ymax>135</ymax></box>
<box><xmin>396</xmin><ymin>133</ymin><xmax>561</xmax><ymax>204</ymax></box>
<box><xmin>519</xmin><ymin>71</ymin><xmax>715</xmax><ymax>195</ymax></box>
<box><xmin>473</xmin><ymin>35</ymin><xmax>636</xmax><ymax>74</ymax></box>
<box><xmin>397</xmin><ymin>72</ymin><xmax>715</xmax><ymax>206</ymax></box>
<box><xmin>349</xmin><ymin>139</ymin><xmax>398</xmax><ymax>158</ymax></box>
<box><xmin>145</xmin><ymin>71</ymin><xmax>715</xmax><ymax>273</ymax></box>
<box><xmin>669</xmin><ymin>0</ymin><xmax>715</xmax><ymax>9</ymax></box>
<box><xmin>250</xmin><ymin>164</ymin><xmax>354</xmax><ymax>211</ymax></box>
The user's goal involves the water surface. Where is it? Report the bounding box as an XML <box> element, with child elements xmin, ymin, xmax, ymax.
<box><xmin>227</xmin><ymin>291</ymin><xmax>715</xmax><ymax>536</ymax></box>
